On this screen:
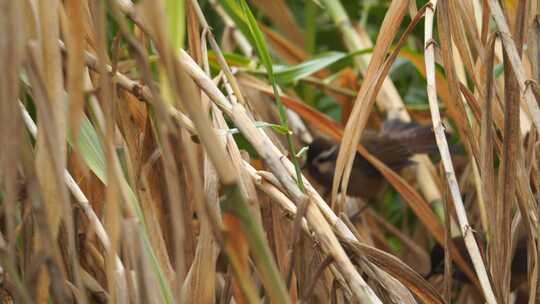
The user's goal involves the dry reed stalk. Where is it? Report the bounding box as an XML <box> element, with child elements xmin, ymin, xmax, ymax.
<box><xmin>175</xmin><ymin>44</ymin><xmax>384</xmax><ymax>302</ymax></box>
<box><xmin>251</xmin><ymin>168</ymin><xmax>444</xmax><ymax>303</ymax></box>
<box><xmin>424</xmin><ymin>1</ymin><xmax>497</xmax><ymax>303</ymax></box>
<box><xmin>0</xmin><ymin>5</ymin><xmax>26</xmax><ymax>300</ymax></box>
<box><xmin>96</xmin><ymin>3</ymin><xmax>123</xmax><ymax>301</ymax></box>
<box><xmin>76</xmin><ymin>33</ymin><xmax>478</xmax><ymax>303</ymax></box>
<box><xmin>487</xmin><ymin>0</ymin><xmax>540</xmax><ymax>133</ymax></box>
<box><xmin>480</xmin><ymin>33</ymin><xmax>500</xmax><ymax>296</ymax></box>
<box><xmin>27</xmin><ymin>40</ymin><xmax>86</xmax><ymax>303</ymax></box>
<box><xmin>11</xmin><ymin>1</ymin><xmax>540</xmax><ymax>302</ymax></box>
<box><xmin>19</xmin><ymin>103</ymin><xmax>129</xmax><ymax>301</ymax></box>
<box><xmin>177</xmin><ymin>50</ymin><xmax>448</xmax><ymax>302</ymax></box>
<box><xmin>189</xmin><ymin>0</ymin><xmax>248</xmax><ymax>106</ymax></box>
<box><xmin>63</xmin><ymin>0</ymin><xmax>85</xmax><ymax>139</ymax></box>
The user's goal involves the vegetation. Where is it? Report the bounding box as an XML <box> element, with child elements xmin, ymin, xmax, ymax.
<box><xmin>0</xmin><ymin>0</ymin><xmax>539</xmax><ymax>303</ymax></box>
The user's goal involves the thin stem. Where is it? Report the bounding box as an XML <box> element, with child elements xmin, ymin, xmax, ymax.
<box><xmin>424</xmin><ymin>1</ymin><xmax>497</xmax><ymax>303</ymax></box>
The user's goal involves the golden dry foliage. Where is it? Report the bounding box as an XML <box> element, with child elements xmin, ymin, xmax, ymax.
<box><xmin>1</xmin><ymin>0</ymin><xmax>540</xmax><ymax>303</ymax></box>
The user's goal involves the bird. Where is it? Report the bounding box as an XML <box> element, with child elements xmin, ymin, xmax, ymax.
<box><xmin>304</xmin><ymin>119</ymin><xmax>438</xmax><ymax>200</ymax></box>
<box><xmin>427</xmin><ymin>235</ymin><xmax>529</xmax><ymax>290</ymax></box>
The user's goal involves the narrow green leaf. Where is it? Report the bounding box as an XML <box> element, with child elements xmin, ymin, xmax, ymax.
<box><xmin>304</xmin><ymin>0</ymin><xmax>318</xmax><ymax>54</ymax></box>
<box><xmin>273</xmin><ymin>48</ymin><xmax>373</xmax><ymax>84</ymax></box>
<box><xmin>219</xmin><ymin>0</ymin><xmax>256</xmax><ymax>47</ymax></box>
<box><xmin>164</xmin><ymin>0</ymin><xmax>185</xmax><ymax>50</ymax></box>
<box><xmin>236</xmin><ymin>0</ymin><xmax>305</xmax><ymax>192</ymax></box>
<box><xmin>69</xmin><ymin>115</ymin><xmax>107</xmax><ymax>183</ymax></box>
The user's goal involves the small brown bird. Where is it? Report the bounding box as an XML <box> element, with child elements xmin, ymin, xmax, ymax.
<box><xmin>428</xmin><ymin>235</ymin><xmax>529</xmax><ymax>290</ymax></box>
<box><xmin>304</xmin><ymin>119</ymin><xmax>438</xmax><ymax>200</ymax></box>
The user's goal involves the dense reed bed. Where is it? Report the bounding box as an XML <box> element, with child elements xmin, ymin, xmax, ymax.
<box><xmin>1</xmin><ymin>0</ymin><xmax>540</xmax><ymax>303</ymax></box>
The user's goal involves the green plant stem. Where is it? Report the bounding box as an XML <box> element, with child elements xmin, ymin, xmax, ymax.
<box><xmin>238</xmin><ymin>0</ymin><xmax>305</xmax><ymax>192</ymax></box>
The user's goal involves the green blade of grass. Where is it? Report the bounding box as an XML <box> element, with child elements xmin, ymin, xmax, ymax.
<box><xmin>273</xmin><ymin>48</ymin><xmax>373</xmax><ymax>84</ymax></box>
<box><xmin>236</xmin><ymin>0</ymin><xmax>305</xmax><ymax>191</ymax></box>
<box><xmin>69</xmin><ymin>115</ymin><xmax>107</xmax><ymax>183</ymax></box>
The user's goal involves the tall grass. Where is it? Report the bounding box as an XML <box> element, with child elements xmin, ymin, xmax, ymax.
<box><xmin>1</xmin><ymin>0</ymin><xmax>539</xmax><ymax>303</ymax></box>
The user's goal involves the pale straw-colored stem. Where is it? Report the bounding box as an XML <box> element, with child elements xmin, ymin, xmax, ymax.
<box><xmin>69</xmin><ymin>36</ymin><xmax>382</xmax><ymax>302</ymax></box>
<box><xmin>176</xmin><ymin>49</ymin><xmax>382</xmax><ymax>303</ymax></box>
<box><xmin>424</xmin><ymin>2</ymin><xmax>497</xmax><ymax>303</ymax></box>
<box><xmin>487</xmin><ymin>0</ymin><xmax>540</xmax><ymax>135</ymax></box>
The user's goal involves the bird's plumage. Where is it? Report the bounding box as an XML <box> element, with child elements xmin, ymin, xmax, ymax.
<box><xmin>428</xmin><ymin>235</ymin><xmax>528</xmax><ymax>290</ymax></box>
<box><xmin>305</xmin><ymin>119</ymin><xmax>438</xmax><ymax>199</ymax></box>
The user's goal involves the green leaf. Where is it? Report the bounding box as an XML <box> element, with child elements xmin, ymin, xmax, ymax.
<box><xmin>219</xmin><ymin>0</ymin><xmax>254</xmax><ymax>46</ymax></box>
<box><xmin>304</xmin><ymin>0</ymin><xmax>318</xmax><ymax>53</ymax></box>
<box><xmin>234</xmin><ymin>0</ymin><xmax>305</xmax><ymax>194</ymax></box>
<box><xmin>208</xmin><ymin>50</ymin><xmax>255</xmax><ymax>71</ymax></box>
<box><xmin>69</xmin><ymin>115</ymin><xmax>107</xmax><ymax>183</ymax></box>
<box><xmin>273</xmin><ymin>48</ymin><xmax>373</xmax><ymax>84</ymax></box>
<box><xmin>494</xmin><ymin>63</ymin><xmax>504</xmax><ymax>78</ymax></box>
<box><xmin>164</xmin><ymin>0</ymin><xmax>185</xmax><ymax>50</ymax></box>
<box><xmin>274</xmin><ymin>52</ymin><xmax>343</xmax><ymax>84</ymax></box>
<box><xmin>238</xmin><ymin>1</ymin><xmax>274</xmax><ymax>77</ymax></box>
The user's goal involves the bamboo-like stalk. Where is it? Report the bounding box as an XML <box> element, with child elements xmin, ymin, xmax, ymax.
<box><xmin>9</xmin><ymin>1</ymin><xmax>540</xmax><ymax>302</ymax></box>
<box><xmin>487</xmin><ymin>0</ymin><xmax>540</xmax><ymax>134</ymax></box>
<box><xmin>71</xmin><ymin>39</ymin><xmax>429</xmax><ymax>302</ymax></box>
<box><xmin>249</xmin><ymin>166</ymin><xmax>444</xmax><ymax>304</ymax></box>
<box><xmin>189</xmin><ymin>0</ymin><xmax>247</xmax><ymax>106</ymax></box>
<box><xmin>80</xmin><ymin>39</ymin><xmax>447</xmax><ymax>302</ymax></box>
<box><xmin>177</xmin><ymin>47</ymin><xmax>382</xmax><ymax>303</ymax></box>
<box><xmin>424</xmin><ymin>1</ymin><xmax>497</xmax><ymax>303</ymax></box>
